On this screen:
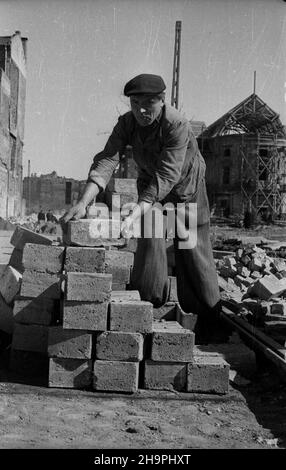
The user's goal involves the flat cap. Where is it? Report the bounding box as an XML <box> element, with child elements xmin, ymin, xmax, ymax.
<box><xmin>124</xmin><ymin>74</ymin><xmax>166</xmax><ymax>97</ymax></box>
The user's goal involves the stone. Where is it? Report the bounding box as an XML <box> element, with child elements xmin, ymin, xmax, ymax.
<box><xmin>64</xmin><ymin>246</ymin><xmax>105</xmax><ymax>273</ymax></box>
<box><xmin>49</xmin><ymin>358</ymin><xmax>92</xmax><ymax>388</ymax></box>
<box><xmin>0</xmin><ymin>265</ymin><xmax>22</xmax><ymax>304</ymax></box>
<box><xmin>248</xmin><ymin>275</ymin><xmax>286</xmax><ymax>300</ymax></box>
<box><xmin>93</xmin><ymin>360</ymin><xmax>139</xmax><ymax>392</ymax></box>
<box><xmin>12</xmin><ymin>324</ymin><xmax>49</xmax><ymax>353</ymax></box>
<box><xmin>110</xmin><ymin>301</ymin><xmax>153</xmax><ymax>333</ymax></box>
<box><xmin>65</xmin><ymin>272</ymin><xmax>112</xmax><ymax>302</ymax></box>
<box><xmin>20</xmin><ymin>270</ymin><xmax>62</xmax><ymax>299</ymax></box>
<box><xmin>187</xmin><ymin>355</ymin><xmax>229</xmax><ymax>394</ymax></box>
<box><xmin>22</xmin><ymin>243</ymin><xmax>65</xmax><ymax>273</ymax></box>
<box><xmin>96</xmin><ymin>331</ymin><xmax>144</xmax><ymax>361</ymax></box>
<box><xmin>144</xmin><ymin>360</ymin><xmax>187</xmax><ymax>391</ymax></box>
<box><xmin>48</xmin><ymin>326</ymin><xmax>92</xmax><ymax>359</ymax></box>
<box><xmin>65</xmin><ymin>219</ymin><xmax>125</xmax><ymax>247</ymax></box>
<box><xmin>151</xmin><ymin>321</ymin><xmax>194</xmax><ymax>362</ymax></box>
<box><xmin>13</xmin><ymin>298</ymin><xmax>56</xmax><ymax>325</ymax></box>
<box><xmin>63</xmin><ymin>301</ymin><xmax>108</xmax><ymax>331</ymax></box>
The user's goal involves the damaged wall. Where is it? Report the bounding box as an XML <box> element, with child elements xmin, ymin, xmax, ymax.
<box><xmin>0</xmin><ymin>31</ymin><xmax>27</xmax><ymax>218</ymax></box>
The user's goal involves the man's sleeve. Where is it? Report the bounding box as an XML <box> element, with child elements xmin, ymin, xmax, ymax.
<box><xmin>138</xmin><ymin>120</ymin><xmax>190</xmax><ymax>203</ymax></box>
<box><xmin>87</xmin><ymin>116</ymin><xmax>128</xmax><ymax>191</ymax></box>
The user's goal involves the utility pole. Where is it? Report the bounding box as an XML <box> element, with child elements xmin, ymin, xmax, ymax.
<box><xmin>171</xmin><ymin>21</ymin><xmax>182</xmax><ymax>109</ymax></box>
<box><xmin>27</xmin><ymin>159</ymin><xmax>31</xmax><ymax>214</ymax></box>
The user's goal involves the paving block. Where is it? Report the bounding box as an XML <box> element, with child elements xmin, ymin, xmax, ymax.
<box><xmin>9</xmin><ymin>248</ymin><xmax>24</xmax><ymax>273</ymax></box>
<box><xmin>65</xmin><ymin>272</ymin><xmax>112</xmax><ymax>302</ymax></box>
<box><xmin>110</xmin><ymin>301</ymin><xmax>153</xmax><ymax>333</ymax></box>
<box><xmin>187</xmin><ymin>355</ymin><xmax>230</xmax><ymax>394</ymax></box>
<box><xmin>12</xmin><ymin>324</ymin><xmax>49</xmax><ymax>353</ymax></box>
<box><xmin>48</xmin><ymin>326</ymin><xmax>92</xmax><ymax>359</ymax></box>
<box><xmin>64</xmin><ymin>246</ymin><xmax>105</xmax><ymax>273</ymax></box>
<box><xmin>144</xmin><ymin>360</ymin><xmax>187</xmax><ymax>391</ymax></box>
<box><xmin>48</xmin><ymin>358</ymin><xmax>92</xmax><ymax>388</ymax></box>
<box><xmin>151</xmin><ymin>321</ymin><xmax>194</xmax><ymax>362</ymax></box>
<box><xmin>110</xmin><ymin>290</ymin><xmax>140</xmax><ymax>302</ymax></box>
<box><xmin>13</xmin><ymin>297</ymin><xmax>56</xmax><ymax>325</ymax></box>
<box><xmin>168</xmin><ymin>276</ymin><xmax>178</xmax><ymax>302</ymax></box>
<box><xmin>10</xmin><ymin>349</ymin><xmax>49</xmax><ymax>377</ymax></box>
<box><xmin>0</xmin><ymin>293</ymin><xmax>14</xmax><ymax>334</ymax></box>
<box><xmin>0</xmin><ymin>265</ymin><xmax>22</xmax><ymax>304</ymax></box>
<box><xmin>65</xmin><ymin>219</ymin><xmax>125</xmax><ymax>247</ymax></box>
<box><xmin>63</xmin><ymin>301</ymin><xmax>108</xmax><ymax>330</ymax></box>
<box><xmin>96</xmin><ymin>331</ymin><xmax>144</xmax><ymax>361</ymax></box>
<box><xmin>248</xmin><ymin>274</ymin><xmax>286</xmax><ymax>300</ymax></box>
<box><xmin>22</xmin><ymin>243</ymin><xmax>65</xmax><ymax>273</ymax></box>
<box><xmin>20</xmin><ymin>270</ymin><xmax>62</xmax><ymax>299</ymax></box>
<box><xmin>176</xmin><ymin>304</ymin><xmax>198</xmax><ymax>331</ymax></box>
<box><xmin>153</xmin><ymin>302</ymin><xmax>177</xmax><ymax>321</ymax></box>
<box><xmin>10</xmin><ymin>226</ymin><xmax>53</xmax><ymax>250</ymax></box>
<box><xmin>93</xmin><ymin>360</ymin><xmax>139</xmax><ymax>392</ymax></box>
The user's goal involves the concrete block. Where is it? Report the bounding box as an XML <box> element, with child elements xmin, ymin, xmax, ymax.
<box><xmin>250</xmin><ymin>271</ymin><xmax>262</xmax><ymax>280</ymax></box>
<box><xmin>93</xmin><ymin>360</ymin><xmax>139</xmax><ymax>392</ymax></box>
<box><xmin>64</xmin><ymin>246</ymin><xmax>105</xmax><ymax>273</ymax></box>
<box><xmin>144</xmin><ymin>360</ymin><xmax>187</xmax><ymax>391</ymax></box>
<box><xmin>110</xmin><ymin>290</ymin><xmax>140</xmax><ymax>302</ymax></box>
<box><xmin>237</xmin><ymin>266</ymin><xmax>250</xmax><ymax>278</ymax></box>
<box><xmin>20</xmin><ymin>270</ymin><xmax>61</xmax><ymax>299</ymax></box>
<box><xmin>65</xmin><ymin>272</ymin><xmax>112</xmax><ymax>302</ymax></box>
<box><xmin>63</xmin><ymin>301</ymin><xmax>108</xmax><ymax>331</ymax></box>
<box><xmin>10</xmin><ymin>349</ymin><xmax>49</xmax><ymax>377</ymax></box>
<box><xmin>110</xmin><ymin>301</ymin><xmax>153</xmax><ymax>333</ymax></box>
<box><xmin>13</xmin><ymin>298</ymin><xmax>56</xmax><ymax>325</ymax></box>
<box><xmin>151</xmin><ymin>321</ymin><xmax>194</xmax><ymax>362</ymax></box>
<box><xmin>9</xmin><ymin>248</ymin><xmax>24</xmax><ymax>273</ymax></box>
<box><xmin>271</xmin><ymin>258</ymin><xmax>286</xmax><ymax>273</ymax></box>
<box><xmin>168</xmin><ymin>276</ymin><xmax>178</xmax><ymax>302</ymax></box>
<box><xmin>249</xmin><ymin>257</ymin><xmax>263</xmax><ymax>272</ymax></box>
<box><xmin>0</xmin><ymin>293</ymin><xmax>14</xmax><ymax>334</ymax></box>
<box><xmin>270</xmin><ymin>302</ymin><xmax>286</xmax><ymax>316</ymax></box>
<box><xmin>153</xmin><ymin>302</ymin><xmax>177</xmax><ymax>321</ymax></box>
<box><xmin>96</xmin><ymin>331</ymin><xmax>144</xmax><ymax>361</ymax></box>
<box><xmin>65</xmin><ymin>219</ymin><xmax>125</xmax><ymax>247</ymax></box>
<box><xmin>10</xmin><ymin>226</ymin><xmax>53</xmax><ymax>250</ymax></box>
<box><xmin>12</xmin><ymin>324</ymin><xmax>49</xmax><ymax>353</ymax></box>
<box><xmin>22</xmin><ymin>243</ymin><xmax>65</xmax><ymax>273</ymax></box>
<box><xmin>49</xmin><ymin>358</ymin><xmax>92</xmax><ymax>389</ymax></box>
<box><xmin>248</xmin><ymin>274</ymin><xmax>286</xmax><ymax>300</ymax></box>
<box><xmin>176</xmin><ymin>304</ymin><xmax>198</xmax><ymax>330</ymax></box>
<box><xmin>105</xmin><ymin>250</ymin><xmax>134</xmax><ymax>269</ymax></box>
<box><xmin>48</xmin><ymin>326</ymin><xmax>92</xmax><ymax>359</ymax></box>
<box><xmin>0</xmin><ymin>265</ymin><xmax>22</xmax><ymax>304</ymax></box>
<box><xmin>187</xmin><ymin>355</ymin><xmax>230</xmax><ymax>394</ymax></box>
<box><xmin>112</xmin><ymin>283</ymin><xmax>127</xmax><ymax>291</ymax></box>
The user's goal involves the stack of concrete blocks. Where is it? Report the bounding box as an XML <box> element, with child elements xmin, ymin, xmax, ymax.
<box><xmin>10</xmin><ymin>242</ymin><xmax>64</xmax><ymax>377</ymax></box>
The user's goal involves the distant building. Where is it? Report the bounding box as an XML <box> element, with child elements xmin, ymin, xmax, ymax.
<box><xmin>0</xmin><ymin>31</ymin><xmax>27</xmax><ymax>218</ymax></box>
<box><xmin>198</xmin><ymin>94</ymin><xmax>286</xmax><ymax>219</ymax></box>
<box><xmin>23</xmin><ymin>171</ymin><xmax>86</xmax><ymax>214</ymax></box>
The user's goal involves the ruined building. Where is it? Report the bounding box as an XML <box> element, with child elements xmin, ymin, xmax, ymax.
<box><xmin>23</xmin><ymin>171</ymin><xmax>86</xmax><ymax>215</ymax></box>
<box><xmin>0</xmin><ymin>31</ymin><xmax>27</xmax><ymax>218</ymax></box>
<box><xmin>198</xmin><ymin>94</ymin><xmax>286</xmax><ymax>219</ymax></box>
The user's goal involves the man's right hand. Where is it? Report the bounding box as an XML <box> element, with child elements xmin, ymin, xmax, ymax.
<box><xmin>60</xmin><ymin>201</ymin><xmax>87</xmax><ymax>225</ymax></box>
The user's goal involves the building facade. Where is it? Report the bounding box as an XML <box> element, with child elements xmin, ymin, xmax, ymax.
<box><xmin>0</xmin><ymin>31</ymin><xmax>27</xmax><ymax>218</ymax></box>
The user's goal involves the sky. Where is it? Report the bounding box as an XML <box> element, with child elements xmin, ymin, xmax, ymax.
<box><xmin>0</xmin><ymin>0</ymin><xmax>285</xmax><ymax>180</ymax></box>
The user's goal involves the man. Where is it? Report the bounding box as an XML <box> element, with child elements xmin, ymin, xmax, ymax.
<box><xmin>62</xmin><ymin>73</ymin><xmax>226</xmax><ymax>343</ymax></box>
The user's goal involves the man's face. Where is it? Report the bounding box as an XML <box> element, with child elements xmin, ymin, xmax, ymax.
<box><xmin>130</xmin><ymin>94</ymin><xmax>164</xmax><ymax>127</ymax></box>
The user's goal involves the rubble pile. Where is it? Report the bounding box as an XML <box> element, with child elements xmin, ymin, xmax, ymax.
<box><xmin>216</xmin><ymin>244</ymin><xmax>286</xmax><ymax>346</ymax></box>
<box><xmin>0</xmin><ymin>223</ymin><xmax>230</xmax><ymax>394</ymax></box>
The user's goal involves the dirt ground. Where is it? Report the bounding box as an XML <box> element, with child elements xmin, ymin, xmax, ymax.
<box><xmin>0</xmin><ymin>228</ymin><xmax>286</xmax><ymax>452</ymax></box>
